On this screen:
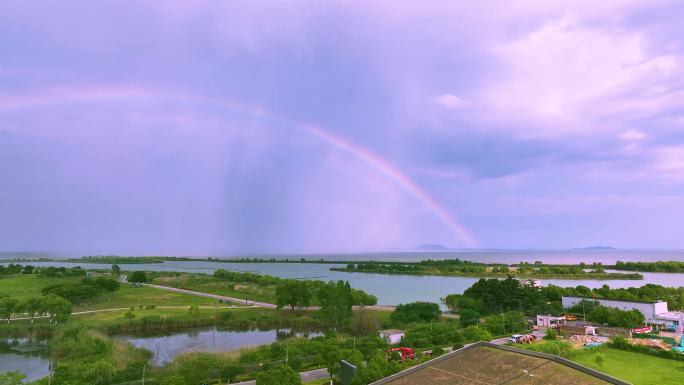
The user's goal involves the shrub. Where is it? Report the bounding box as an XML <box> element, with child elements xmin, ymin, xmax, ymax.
<box><xmin>128</xmin><ymin>271</ymin><xmax>148</xmax><ymax>283</ymax></box>
<box><xmin>462</xmin><ymin>326</ymin><xmax>492</xmax><ymax>342</ymax></box>
<box><xmin>543</xmin><ymin>328</ymin><xmax>557</xmax><ymax>340</ymax></box>
<box><xmin>595</xmin><ymin>352</ymin><xmax>606</xmax><ymax>367</ymax></box>
<box><xmin>391</xmin><ymin>302</ymin><xmax>441</xmax><ymax>323</ymax></box>
<box><xmin>255</xmin><ymin>365</ymin><xmax>301</xmax><ymax>385</ymax></box>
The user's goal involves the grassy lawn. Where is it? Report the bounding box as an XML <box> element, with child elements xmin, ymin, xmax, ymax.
<box><xmin>152</xmin><ymin>273</ymin><xmax>277</xmax><ymax>303</ymax></box>
<box><xmin>571</xmin><ymin>347</ymin><xmax>684</xmax><ymax>385</ymax></box>
<box><xmin>0</xmin><ymin>274</ymin><xmax>80</xmax><ymax>298</ymax></box>
<box><xmin>73</xmin><ymin>305</ymin><xmax>247</xmax><ymax>322</ymax></box>
<box><xmin>74</xmin><ymin>284</ymin><xmax>220</xmax><ymax>312</ymax></box>
<box><xmin>304</xmin><ymin>379</ymin><xmax>331</xmax><ymax>385</ymax></box>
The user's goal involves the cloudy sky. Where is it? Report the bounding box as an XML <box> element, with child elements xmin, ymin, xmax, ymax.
<box><xmin>1</xmin><ymin>0</ymin><xmax>683</xmax><ymax>255</ymax></box>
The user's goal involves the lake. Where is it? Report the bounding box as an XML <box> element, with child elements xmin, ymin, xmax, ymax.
<box><xmin>120</xmin><ymin>328</ymin><xmax>320</xmax><ymax>365</ymax></box>
<box><xmin>0</xmin><ymin>338</ymin><xmax>50</xmax><ymax>382</ymax></box>
<box><xmin>5</xmin><ymin>259</ymin><xmax>684</xmax><ymax>307</ymax></box>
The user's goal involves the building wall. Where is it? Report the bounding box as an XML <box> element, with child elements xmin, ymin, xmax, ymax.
<box><xmin>562</xmin><ymin>296</ymin><xmax>666</xmax><ymax>323</ymax></box>
<box><xmin>380</xmin><ymin>333</ymin><xmax>405</xmax><ymax>344</ymax></box>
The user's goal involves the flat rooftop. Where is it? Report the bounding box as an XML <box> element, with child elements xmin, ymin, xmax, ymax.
<box><xmin>371</xmin><ymin>343</ymin><xmax>630</xmax><ymax>385</ymax></box>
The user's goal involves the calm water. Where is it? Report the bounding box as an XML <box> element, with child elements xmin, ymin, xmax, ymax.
<box><xmin>121</xmin><ymin>328</ymin><xmax>319</xmax><ymax>365</ymax></box>
<box><xmin>5</xmin><ymin>259</ymin><xmax>684</xmax><ymax>307</ymax></box>
<box><xmin>0</xmin><ymin>339</ymin><xmax>50</xmax><ymax>382</ymax></box>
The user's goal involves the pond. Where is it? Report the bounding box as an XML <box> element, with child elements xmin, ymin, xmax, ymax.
<box><xmin>119</xmin><ymin>328</ymin><xmax>320</xmax><ymax>365</ymax></box>
<box><xmin>0</xmin><ymin>338</ymin><xmax>50</xmax><ymax>382</ymax></box>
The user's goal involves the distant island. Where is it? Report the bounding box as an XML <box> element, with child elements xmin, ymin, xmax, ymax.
<box><xmin>574</xmin><ymin>246</ymin><xmax>617</xmax><ymax>250</ymax></box>
<box><xmin>331</xmin><ymin>259</ymin><xmax>643</xmax><ymax>280</ymax></box>
<box><xmin>414</xmin><ymin>243</ymin><xmax>454</xmax><ymax>251</ymax></box>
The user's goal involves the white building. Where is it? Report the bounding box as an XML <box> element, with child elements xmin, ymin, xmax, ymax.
<box><xmin>562</xmin><ymin>296</ymin><xmax>682</xmax><ymax>326</ymax></box>
<box><xmin>379</xmin><ymin>329</ymin><xmax>405</xmax><ymax>345</ymax></box>
<box><xmin>536</xmin><ymin>314</ymin><xmax>566</xmax><ymax>327</ymax></box>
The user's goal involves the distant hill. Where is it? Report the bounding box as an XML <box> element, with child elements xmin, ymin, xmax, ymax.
<box><xmin>574</xmin><ymin>246</ymin><xmax>617</xmax><ymax>250</ymax></box>
<box><xmin>415</xmin><ymin>244</ymin><xmax>454</xmax><ymax>251</ymax></box>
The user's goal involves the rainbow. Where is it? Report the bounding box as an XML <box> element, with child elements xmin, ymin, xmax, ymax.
<box><xmin>1</xmin><ymin>85</ymin><xmax>481</xmax><ymax>248</ymax></box>
<box><xmin>299</xmin><ymin>124</ymin><xmax>480</xmax><ymax>248</ymax></box>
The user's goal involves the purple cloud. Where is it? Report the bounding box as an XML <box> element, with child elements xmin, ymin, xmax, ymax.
<box><xmin>1</xmin><ymin>0</ymin><xmax>683</xmax><ymax>254</ymax></box>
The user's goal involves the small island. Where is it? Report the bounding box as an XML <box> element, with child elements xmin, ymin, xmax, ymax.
<box><xmin>331</xmin><ymin>259</ymin><xmax>644</xmax><ymax>280</ymax></box>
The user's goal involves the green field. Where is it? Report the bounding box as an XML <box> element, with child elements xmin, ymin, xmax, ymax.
<box><xmin>152</xmin><ymin>273</ymin><xmax>277</xmax><ymax>303</ymax></box>
<box><xmin>74</xmin><ymin>284</ymin><xmax>220</xmax><ymax>312</ymax></box>
<box><xmin>1</xmin><ymin>273</ymin><xmax>234</xmax><ymax>321</ymax></box>
<box><xmin>571</xmin><ymin>347</ymin><xmax>684</xmax><ymax>385</ymax></box>
<box><xmin>0</xmin><ymin>274</ymin><xmax>74</xmax><ymax>298</ymax></box>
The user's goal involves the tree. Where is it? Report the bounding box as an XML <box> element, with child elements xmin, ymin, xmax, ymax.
<box><xmin>317</xmin><ymin>281</ymin><xmax>353</xmax><ymax>328</ymax></box>
<box><xmin>255</xmin><ymin>365</ymin><xmax>301</xmax><ymax>385</ymax></box>
<box><xmin>128</xmin><ymin>271</ymin><xmax>148</xmax><ymax>283</ymax></box>
<box><xmin>458</xmin><ymin>309</ymin><xmax>480</xmax><ymax>327</ymax></box>
<box><xmin>587</xmin><ymin>306</ymin><xmax>644</xmax><ymax>328</ymax></box>
<box><xmin>319</xmin><ymin>340</ymin><xmax>342</xmax><ymax>382</ymax></box>
<box><xmin>22</xmin><ymin>296</ymin><xmax>45</xmax><ymax>323</ymax></box>
<box><xmin>94</xmin><ymin>276</ymin><xmax>120</xmax><ymax>300</ymax></box>
<box><xmin>0</xmin><ymin>297</ymin><xmax>19</xmax><ymax>323</ymax></box>
<box><xmin>43</xmin><ymin>294</ymin><xmax>73</xmax><ymax>323</ymax></box>
<box><xmin>276</xmin><ymin>280</ymin><xmax>312</xmax><ymax>310</ymax></box>
<box><xmin>350</xmin><ymin>351</ymin><xmax>397</xmax><ymax>385</ymax></box>
<box><xmin>111</xmin><ymin>264</ymin><xmax>121</xmax><ymax>276</ymax></box>
<box><xmin>350</xmin><ymin>309</ymin><xmax>381</xmax><ymax>336</ymax></box>
<box><xmin>391</xmin><ymin>302</ymin><xmax>441</xmax><ymax>323</ymax></box>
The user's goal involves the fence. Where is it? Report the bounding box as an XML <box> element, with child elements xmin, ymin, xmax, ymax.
<box><xmin>632</xmin><ymin>333</ymin><xmax>676</xmax><ymax>345</ymax></box>
<box><xmin>559</xmin><ymin>325</ymin><xmax>630</xmax><ymax>337</ymax></box>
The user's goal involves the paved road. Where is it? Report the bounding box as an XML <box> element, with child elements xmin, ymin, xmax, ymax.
<box><xmin>231</xmin><ymin>367</ymin><xmax>329</xmax><ymax>385</ymax></box>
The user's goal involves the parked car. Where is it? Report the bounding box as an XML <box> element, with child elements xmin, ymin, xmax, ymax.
<box><xmin>509</xmin><ymin>334</ymin><xmax>523</xmax><ymax>343</ymax></box>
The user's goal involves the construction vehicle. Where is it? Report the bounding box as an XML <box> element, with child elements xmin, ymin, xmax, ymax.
<box><xmin>563</xmin><ymin>314</ymin><xmax>578</xmax><ymax>321</ymax></box>
<box><xmin>387</xmin><ymin>347</ymin><xmax>415</xmax><ymax>360</ymax></box>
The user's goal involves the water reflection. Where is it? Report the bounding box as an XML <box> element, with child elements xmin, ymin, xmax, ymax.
<box><xmin>120</xmin><ymin>327</ymin><xmax>320</xmax><ymax>366</ymax></box>
<box><xmin>0</xmin><ymin>338</ymin><xmax>50</xmax><ymax>382</ymax></box>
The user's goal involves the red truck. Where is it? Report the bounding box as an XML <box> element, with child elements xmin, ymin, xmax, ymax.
<box><xmin>387</xmin><ymin>347</ymin><xmax>415</xmax><ymax>360</ymax></box>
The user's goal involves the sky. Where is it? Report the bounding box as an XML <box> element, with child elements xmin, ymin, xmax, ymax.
<box><xmin>1</xmin><ymin>0</ymin><xmax>684</xmax><ymax>255</ymax></box>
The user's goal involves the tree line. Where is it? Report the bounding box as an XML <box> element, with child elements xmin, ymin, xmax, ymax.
<box><xmin>0</xmin><ymin>294</ymin><xmax>73</xmax><ymax>323</ymax></box>
<box><xmin>336</xmin><ymin>259</ymin><xmax>642</xmax><ymax>279</ymax></box>
<box><xmin>612</xmin><ymin>260</ymin><xmax>684</xmax><ymax>273</ymax></box>
<box><xmin>42</xmin><ymin>276</ymin><xmax>121</xmax><ymax>305</ymax></box>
